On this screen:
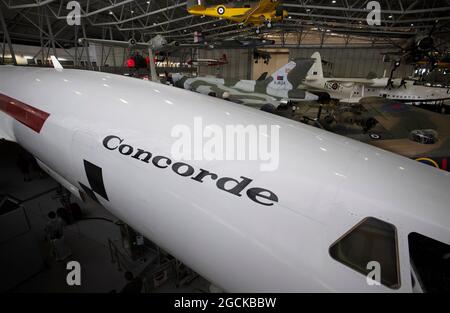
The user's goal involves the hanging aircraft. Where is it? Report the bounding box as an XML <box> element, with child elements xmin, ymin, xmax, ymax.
<box><xmin>204</xmin><ymin>37</ymin><xmax>275</xmax><ymax>49</ymax></box>
<box><xmin>79</xmin><ymin>35</ymin><xmax>182</xmax><ymax>82</ymax></box>
<box><xmin>187</xmin><ymin>54</ymin><xmax>228</xmax><ymax>67</ymax></box>
<box><xmin>172</xmin><ymin>58</ymin><xmax>319</xmax><ymax>108</ymax></box>
<box><xmin>78</xmin><ymin>35</ymin><xmax>180</xmax><ymax>51</ymax></box>
<box><xmin>303</xmin><ymin>52</ymin><xmax>450</xmax><ymax>108</ymax></box>
<box><xmin>187</xmin><ymin>0</ymin><xmax>288</xmax><ymax>33</ymax></box>
<box><xmin>382</xmin><ymin>23</ymin><xmax>450</xmax><ymax>68</ymax></box>
<box><xmin>196</xmin><ymin>36</ymin><xmax>276</xmax><ymax>49</ymax></box>
<box><xmin>1</xmin><ymin>59</ymin><xmax>450</xmax><ymax>292</ymax></box>
<box><xmin>253</xmin><ymin>48</ymin><xmax>272</xmax><ymax>64</ymax></box>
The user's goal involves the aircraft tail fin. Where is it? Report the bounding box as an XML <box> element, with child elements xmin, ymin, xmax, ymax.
<box><xmin>267</xmin><ymin>58</ymin><xmax>315</xmax><ymax>89</ymax></box>
<box><xmin>187</xmin><ymin>0</ymin><xmax>205</xmax><ymax>10</ymax></box>
<box><xmin>50</xmin><ymin>56</ymin><xmax>64</xmax><ymax>72</ymax></box>
<box><xmin>257</xmin><ymin>72</ymin><xmax>268</xmax><ymax>81</ymax></box>
<box><xmin>306</xmin><ymin>52</ymin><xmax>324</xmax><ymax>81</ymax></box>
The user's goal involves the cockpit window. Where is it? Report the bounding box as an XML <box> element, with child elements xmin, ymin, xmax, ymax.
<box><xmin>329</xmin><ymin>217</ymin><xmax>400</xmax><ymax>289</ymax></box>
<box><xmin>409</xmin><ymin>129</ymin><xmax>438</xmax><ymax>145</ymax></box>
<box><xmin>408</xmin><ymin>233</ymin><xmax>450</xmax><ymax>292</ymax></box>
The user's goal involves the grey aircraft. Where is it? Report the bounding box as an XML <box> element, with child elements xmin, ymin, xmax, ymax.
<box><xmin>172</xmin><ymin>58</ymin><xmax>319</xmax><ymax>109</ymax></box>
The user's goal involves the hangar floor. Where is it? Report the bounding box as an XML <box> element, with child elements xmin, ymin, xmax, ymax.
<box><xmin>0</xmin><ymin>140</ymin><xmax>210</xmax><ymax>293</ymax></box>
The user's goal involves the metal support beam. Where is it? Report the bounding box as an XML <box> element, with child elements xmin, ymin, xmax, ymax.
<box><xmin>0</xmin><ymin>7</ymin><xmax>16</xmax><ymax>65</ymax></box>
<box><xmin>45</xmin><ymin>6</ymin><xmax>57</xmax><ymax>58</ymax></box>
<box><xmin>81</xmin><ymin>21</ymin><xmax>92</xmax><ymax>69</ymax></box>
<box><xmin>148</xmin><ymin>48</ymin><xmax>158</xmax><ymax>82</ymax></box>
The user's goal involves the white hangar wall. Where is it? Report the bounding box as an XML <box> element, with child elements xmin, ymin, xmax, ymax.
<box><xmin>197</xmin><ymin>49</ymin><xmax>252</xmax><ymax>79</ymax></box>
<box><xmin>198</xmin><ymin>47</ymin><xmax>416</xmax><ymax>80</ymax></box>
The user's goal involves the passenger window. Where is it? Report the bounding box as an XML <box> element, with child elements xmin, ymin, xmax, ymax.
<box><xmin>409</xmin><ymin>233</ymin><xmax>450</xmax><ymax>292</ymax></box>
<box><xmin>329</xmin><ymin>217</ymin><xmax>400</xmax><ymax>289</ymax></box>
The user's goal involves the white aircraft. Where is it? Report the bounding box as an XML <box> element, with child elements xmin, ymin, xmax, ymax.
<box><xmin>303</xmin><ymin>52</ymin><xmax>450</xmax><ymax>105</ymax></box>
<box><xmin>1</xmin><ymin>60</ymin><xmax>449</xmax><ymax>292</ymax></box>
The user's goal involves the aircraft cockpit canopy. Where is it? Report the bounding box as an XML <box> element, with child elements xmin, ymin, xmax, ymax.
<box><xmin>409</xmin><ymin>129</ymin><xmax>439</xmax><ymax>145</ymax></box>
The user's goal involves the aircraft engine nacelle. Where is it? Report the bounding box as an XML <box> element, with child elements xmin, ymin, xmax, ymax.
<box><xmin>260</xmin><ymin>104</ymin><xmax>277</xmax><ymax>113</ymax></box>
<box><xmin>417</xmin><ymin>36</ymin><xmax>434</xmax><ymax>52</ymax></box>
<box><xmin>150</xmin><ymin>35</ymin><xmax>168</xmax><ymax>51</ymax></box>
<box><xmin>128</xmin><ymin>38</ymin><xmax>137</xmax><ymax>46</ymax></box>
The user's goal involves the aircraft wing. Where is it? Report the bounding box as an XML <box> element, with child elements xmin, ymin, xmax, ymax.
<box><xmin>254</xmin><ymin>0</ymin><xmax>280</xmax><ymax>12</ymax></box>
<box><xmin>327</xmin><ymin>78</ymin><xmax>387</xmax><ymax>87</ymax></box>
<box><xmin>79</xmin><ymin>37</ymin><xmax>180</xmax><ymax>51</ymax></box>
<box><xmin>359</xmin><ymin>97</ymin><xmax>445</xmax><ymax>138</ymax></box>
<box><xmin>78</xmin><ymin>38</ymin><xmax>151</xmax><ymax>48</ymax></box>
<box><xmin>242</xmin><ymin>0</ymin><xmax>280</xmax><ymax>23</ymax></box>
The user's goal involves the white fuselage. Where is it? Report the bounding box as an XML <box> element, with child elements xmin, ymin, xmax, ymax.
<box><xmin>1</xmin><ymin>66</ymin><xmax>450</xmax><ymax>292</ymax></box>
<box><xmin>303</xmin><ymin>78</ymin><xmax>450</xmax><ymax>104</ymax></box>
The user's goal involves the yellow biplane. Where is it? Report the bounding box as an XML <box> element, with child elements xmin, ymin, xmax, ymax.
<box><xmin>187</xmin><ymin>0</ymin><xmax>288</xmax><ymax>33</ymax></box>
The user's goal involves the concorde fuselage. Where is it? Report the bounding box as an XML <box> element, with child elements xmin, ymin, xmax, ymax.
<box><xmin>1</xmin><ymin>66</ymin><xmax>450</xmax><ymax>292</ymax></box>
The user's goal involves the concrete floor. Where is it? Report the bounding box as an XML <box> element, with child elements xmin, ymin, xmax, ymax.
<box><xmin>0</xmin><ymin>140</ymin><xmax>210</xmax><ymax>293</ymax></box>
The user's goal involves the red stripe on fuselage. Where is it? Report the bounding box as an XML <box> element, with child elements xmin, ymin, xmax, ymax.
<box><xmin>0</xmin><ymin>93</ymin><xmax>50</xmax><ymax>133</ymax></box>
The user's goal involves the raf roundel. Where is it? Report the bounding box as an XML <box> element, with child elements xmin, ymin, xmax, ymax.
<box><xmin>217</xmin><ymin>6</ymin><xmax>225</xmax><ymax>15</ymax></box>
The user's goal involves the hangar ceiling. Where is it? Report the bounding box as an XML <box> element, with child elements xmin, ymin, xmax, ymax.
<box><xmin>0</xmin><ymin>0</ymin><xmax>449</xmax><ymax>48</ymax></box>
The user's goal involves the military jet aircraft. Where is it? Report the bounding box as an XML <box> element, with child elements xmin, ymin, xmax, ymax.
<box><xmin>187</xmin><ymin>0</ymin><xmax>288</xmax><ymax>33</ymax></box>
<box><xmin>172</xmin><ymin>58</ymin><xmax>319</xmax><ymax>108</ymax></box>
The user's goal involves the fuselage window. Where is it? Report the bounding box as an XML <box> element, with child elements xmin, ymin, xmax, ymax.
<box><xmin>408</xmin><ymin>232</ymin><xmax>450</xmax><ymax>292</ymax></box>
<box><xmin>329</xmin><ymin>217</ymin><xmax>400</xmax><ymax>289</ymax></box>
